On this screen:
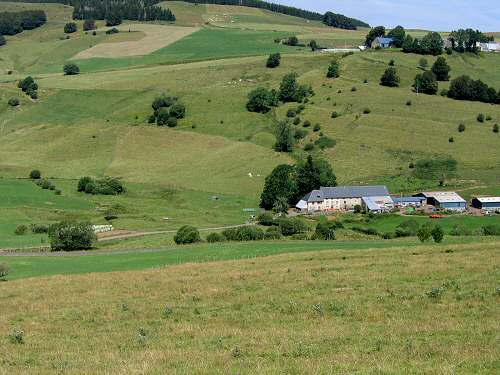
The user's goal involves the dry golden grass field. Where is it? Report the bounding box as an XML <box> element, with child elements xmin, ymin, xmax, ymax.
<box><xmin>1</xmin><ymin>240</ymin><xmax>499</xmax><ymax>374</ymax></box>
<box><xmin>73</xmin><ymin>24</ymin><xmax>200</xmax><ymax>59</ymax></box>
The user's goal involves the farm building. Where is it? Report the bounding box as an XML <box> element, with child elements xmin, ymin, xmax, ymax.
<box><xmin>362</xmin><ymin>196</ymin><xmax>394</xmax><ymax>213</ymax></box>
<box><xmin>471</xmin><ymin>197</ymin><xmax>500</xmax><ymax>211</ymax></box>
<box><xmin>414</xmin><ymin>191</ymin><xmax>467</xmax><ymax>211</ymax></box>
<box><xmin>477</xmin><ymin>42</ymin><xmax>500</xmax><ymax>52</ymax></box>
<box><xmin>371</xmin><ymin>37</ymin><xmax>394</xmax><ymax>48</ymax></box>
<box><xmin>392</xmin><ymin>196</ymin><xmax>426</xmax><ymax>208</ymax></box>
<box><xmin>296</xmin><ymin>185</ymin><xmax>392</xmax><ymax>213</ymax></box>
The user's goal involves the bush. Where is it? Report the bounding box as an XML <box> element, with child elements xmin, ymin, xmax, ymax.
<box><xmin>406</xmin><ymin>100</ymin><xmax>412</xmax><ymax>106</ymax></box>
<box><xmin>166</xmin><ymin>117</ymin><xmax>178</xmax><ymax>128</ymax></box>
<box><xmin>294</xmin><ymin>128</ymin><xmax>308</xmax><ymax>140</ymax></box>
<box><xmin>389</xmin><ymin>59</ymin><xmax>395</xmax><ymax>66</ymax></box>
<box><xmin>380</xmin><ymin>67</ymin><xmax>400</xmax><ymax>87</ymax></box>
<box><xmin>266</xmin><ymin>53</ymin><xmax>281</xmax><ymax>68</ymax></box>
<box><xmin>363</xmin><ymin>108</ymin><xmax>371</xmax><ymax>114</ymax></box>
<box><xmin>326</xmin><ymin>61</ymin><xmax>340</xmax><ymax>78</ymax></box>
<box><xmin>413</xmin><ymin>71</ymin><xmax>438</xmax><ymax>95</ymax></box>
<box><xmin>206</xmin><ymin>232</ymin><xmax>226</xmax><ymax>243</ymax></box>
<box><xmin>494</xmin><ymin>124</ymin><xmax>499</xmax><ymax>133</ymax></box>
<box><xmin>331</xmin><ymin>111</ymin><xmax>339</xmax><ymax>118</ymax></box>
<box><xmin>313</xmin><ymin>123</ymin><xmax>321</xmax><ymax>132</ymax></box>
<box><xmin>246</xmin><ymin>87</ymin><xmax>278</xmax><ymax>113</ymax></box>
<box><xmin>222</xmin><ymin>226</ymin><xmax>264</xmax><ymax>241</ymax></box>
<box><xmin>48</xmin><ymin>221</ymin><xmax>96</xmax><ymax>251</ymax></box>
<box><xmin>63</xmin><ymin>63</ymin><xmax>80</xmax><ymax>75</ymax></box>
<box><xmin>302</xmin><ymin>120</ymin><xmax>311</xmax><ymax>128</ymax></box>
<box><xmin>169</xmin><ymin>103</ymin><xmax>186</xmax><ymax>119</ymax></box>
<box><xmin>105</xmin><ymin>27</ymin><xmax>119</xmax><ymax>34</ymax></box>
<box><xmin>29</xmin><ymin>169</ymin><xmax>41</xmax><ymax>179</ymax></box>
<box><xmin>458</xmin><ymin>123</ymin><xmax>466</xmax><ymax>132</ymax></box>
<box><xmin>77</xmin><ymin>176</ymin><xmax>125</xmax><ymax>195</ymax></box>
<box><xmin>395</xmin><ymin>220</ymin><xmax>419</xmax><ymax>237</ymax></box>
<box><xmin>257</xmin><ymin>212</ymin><xmax>275</xmax><ymax>226</ymax></box>
<box><xmin>431</xmin><ymin>225</ymin><xmax>444</xmax><ymax>243</ymax></box>
<box><xmin>35</xmin><ymin>178</ymin><xmax>55</xmax><ymax>190</ymax></box>
<box><xmin>304</xmin><ymin>143</ymin><xmax>314</xmax><ymax>151</ymax></box>
<box><xmin>477</xmin><ymin>113</ymin><xmax>485</xmax><ymax>123</ymax></box>
<box><xmin>293</xmin><ymin>117</ymin><xmax>301</xmax><ymax>125</ymax></box>
<box><xmin>174</xmin><ymin>225</ymin><xmax>201</xmax><ymax>244</ymax></box>
<box><xmin>0</xmin><ymin>262</ymin><xmax>9</xmax><ymax>279</ymax></box>
<box><xmin>277</xmin><ymin>217</ymin><xmax>308</xmax><ymax>236</ymax></box>
<box><xmin>30</xmin><ymin>223</ymin><xmax>48</xmax><ymax>233</ymax></box>
<box><xmin>83</xmin><ymin>19</ymin><xmax>96</xmax><ymax>31</ymax></box>
<box><xmin>450</xmin><ymin>224</ymin><xmax>472</xmax><ymax>236</ymax></box>
<box><xmin>352</xmin><ymin>226</ymin><xmax>379</xmax><ymax>236</ymax></box>
<box><xmin>314</xmin><ymin>136</ymin><xmax>336</xmax><ymax>150</ymax></box>
<box><xmin>264</xmin><ymin>226</ymin><xmax>282</xmax><ymax>240</ymax></box>
<box><xmin>14</xmin><ymin>225</ymin><xmax>27</xmax><ymax>235</ymax></box>
<box><xmin>64</xmin><ymin>22</ymin><xmax>77</xmax><ymax>34</ymax></box>
<box><xmin>482</xmin><ymin>225</ymin><xmax>500</xmax><ymax>236</ymax></box>
<box><xmin>8</xmin><ymin>329</ymin><xmax>24</xmax><ymax>344</ymax></box>
<box><xmin>314</xmin><ymin>220</ymin><xmax>336</xmax><ymax>240</ymax></box>
<box><xmin>286</xmin><ymin>108</ymin><xmax>297</xmax><ymax>118</ymax></box>
<box><xmin>417</xmin><ymin>223</ymin><xmax>433</xmax><ymax>242</ymax></box>
<box><xmin>8</xmin><ymin>98</ymin><xmax>19</xmax><ymax>107</ymax></box>
<box><xmin>351</xmin><ymin>86</ymin><xmax>357</xmax><ymax>92</ymax></box>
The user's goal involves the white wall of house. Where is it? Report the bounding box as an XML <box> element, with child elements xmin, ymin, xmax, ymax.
<box><xmin>306</xmin><ymin>198</ymin><xmax>362</xmax><ymax>212</ymax></box>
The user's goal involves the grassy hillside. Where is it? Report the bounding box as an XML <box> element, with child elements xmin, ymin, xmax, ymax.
<box><xmin>1</xmin><ymin>240</ymin><xmax>499</xmax><ymax>372</ymax></box>
<box><xmin>0</xmin><ymin>2</ymin><xmax>499</xmax><ymax>248</ymax></box>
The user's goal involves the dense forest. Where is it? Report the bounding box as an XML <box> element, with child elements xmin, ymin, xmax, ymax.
<box><xmin>174</xmin><ymin>0</ymin><xmax>369</xmax><ymax>29</ymax></box>
<box><xmin>0</xmin><ymin>10</ymin><xmax>46</xmax><ymax>37</ymax></box>
<box><xmin>0</xmin><ymin>0</ymin><xmax>175</xmax><ymax>22</ymax></box>
<box><xmin>323</xmin><ymin>11</ymin><xmax>369</xmax><ymax>30</ymax></box>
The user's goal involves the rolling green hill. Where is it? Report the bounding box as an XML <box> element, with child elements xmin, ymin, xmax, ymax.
<box><xmin>0</xmin><ymin>1</ymin><xmax>499</xmax><ymax>248</ymax></box>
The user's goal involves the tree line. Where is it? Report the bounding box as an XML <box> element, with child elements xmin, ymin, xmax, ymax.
<box><xmin>0</xmin><ymin>10</ymin><xmax>46</xmax><ymax>40</ymax></box>
<box><xmin>2</xmin><ymin>0</ymin><xmax>175</xmax><ymax>23</ymax></box>
<box><xmin>175</xmin><ymin>0</ymin><xmax>369</xmax><ymax>30</ymax></box>
<box><xmin>448</xmin><ymin>28</ymin><xmax>493</xmax><ymax>53</ymax></box>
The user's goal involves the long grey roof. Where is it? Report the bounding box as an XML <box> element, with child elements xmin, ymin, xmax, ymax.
<box><xmin>301</xmin><ymin>189</ymin><xmax>323</xmax><ymax>203</ymax></box>
<box><xmin>320</xmin><ymin>185</ymin><xmax>389</xmax><ymax>199</ymax></box>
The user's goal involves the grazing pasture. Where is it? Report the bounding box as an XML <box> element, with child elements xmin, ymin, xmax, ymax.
<box><xmin>1</xmin><ymin>240</ymin><xmax>498</xmax><ymax>373</ymax></box>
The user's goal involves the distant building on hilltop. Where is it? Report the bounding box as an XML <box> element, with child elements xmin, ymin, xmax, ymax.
<box><xmin>477</xmin><ymin>42</ymin><xmax>500</xmax><ymax>52</ymax></box>
<box><xmin>296</xmin><ymin>185</ymin><xmax>393</xmax><ymax>213</ymax></box>
<box><xmin>371</xmin><ymin>37</ymin><xmax>394</xmax><ymax>49</ymax></box>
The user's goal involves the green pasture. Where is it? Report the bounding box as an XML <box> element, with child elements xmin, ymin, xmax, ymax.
<box><xmin>0</xmin><ymin>237</ymin><xmax>484</xmax><ymax>280</ymax></box>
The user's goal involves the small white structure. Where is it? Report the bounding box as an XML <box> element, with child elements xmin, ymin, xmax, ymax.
<box><xmin>92</xmin><ymin>224</ymin><xmax>114</xmax><ymax>233</ymax></box>
<box><xmin>478</xmin><ymin>42</ymin><xmax>500</xmax><ymax>52</ymax></box>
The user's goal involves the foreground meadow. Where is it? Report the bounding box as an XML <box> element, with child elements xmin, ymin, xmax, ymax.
<box><xmin>1</xmin><ymin>240</ymin><xmax>499</xmax><ymax>373</ymax></box>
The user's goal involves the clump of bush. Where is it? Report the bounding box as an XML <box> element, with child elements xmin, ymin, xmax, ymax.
<box><xmin>286</xmin><ymin>108</ymin><xmax>297</xmax><ymax>118</ymax></box>
<box><xmin>395</xmin><ymin>220</ymin><xmax>419</xmax><ymax>237</ymax></box>
<box><xmin>477</xmin><ymin>113</ymin><xmax>485</xmax><ymax>123</ymax></box>
<box><xmin>458</xmin><ymin>123</ymin><xmax>466</xmax><ymax>132</ymax></box>
<box><xmin>206</xmin><ymin>232</ymin><xmax>226</xmax><ymax>243</ymax></box>
<box><xmin>48</xmin><ymin>221</ymin><xmax>96</xmax><ymax>251</ymax></box>
<box><xmin>257</xmin><ymin>212</ymin><xmax>275</xmax><ymax>226</ymax></box>
<box><xmin>246</xmin><ymin>87</ymin><xmax>279</xmax><ymax>113</ymax></box>
<box><xmin>64</xmin><ymin>22</ymin><xmax>77</xmax><ymax>34</ymax></box>
<box><xmin>30</xmin><ymin>223</ymin><xmax>49</xmax><ymax>234</ymax></box>
<box><xmin>8</xmin><ymin>98</ymin><xmax>20</xmax><ymax>107</ymax></box>
<box><xmin>276</xmin><ymin>217</ymin><xmax>308</xmax><ymax>236</ymax></box>
<box><xmin>77</xmin><ymin>176</ymin><xmax>125</xmax><ymax>195</ymax></box>
<box><xmin>0</xmin><ymin>262</ymin><xmax>10</xmax><ymax>280</ymax></box>
<box><xmin>149</xmin><ymin>94</ymin><xmax>186</xmax><ymax>126</ymax></box>
<box><xmin>313</xmin><ymin>219</ymin><xmax>340</xmax><ymax>240</ymax></box>
<box><xmin>29</xmin><ymin>169</ymin><xmax>41</xmax><ymax>179</ymax></box>
<box><xmin>34</xmin><ymin>178</ymin><xmax>55</xmax><ymax>190</ymax></box>
<box><xmin>174</xmin><ymin>226</ymin><xmax>201</xmax><ymax>244</ymax></box>
<box><xmin>18</xmin><ymin>76</ymin><xmax>38</xmax><ymax>99</ymax></box>
<box><xmin>331</xmin><ymin>111</ymin><xmax>339</xmax><ymax>118</ymax></box>
<box><xmin>222</xmin><ymin>226</ymin><xmax>264</xmax><ymax>241</ymax></box>
<box><xmin>14</xmin><ymin>225</ymin><xmax>28</xmax><ymax>235</ymax></box>
<box><xmin>63</xmin><ymin>63</ymin><xmax>80</xmax><ymax>75</ymax></box>
<box><xmin>326</xmin><ymin>60</ymin><xmax>340</xmax><ymax>78</ymax></box>
<box><xmin>266</xmin><ymin>53</ymin><xmax>281</xmax><ymax>68</ymax></box>
<box><xmin>493</xmin><ymin>124</ymin><xmax>499</xmax><ymax>133</ymax></box>
<box><xmin>106</xmin><ymin>27</ymin><xmax>119</xmax><ymax>34</ymax></box>
<box><xmin>314</xmin><ymin>136</ymin><xmax>336</xmax><ymax>150</ymax></box>
<box><xmin>352</xmin><ymin>226</ymin><xmax>379</xmax><ymax>236</ymax></box>
<box><xmin>264</xmin><ymin>226</ymin><xmax>282</xmax><ymax>240</ymax></box>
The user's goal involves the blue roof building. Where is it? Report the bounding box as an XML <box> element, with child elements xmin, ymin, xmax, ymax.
<box><xmin>372</xmin><ymin>37</ymin><xmax>394</xmax><ymax>48</ymax></box>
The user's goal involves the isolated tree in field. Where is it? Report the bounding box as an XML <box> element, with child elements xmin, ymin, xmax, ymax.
<box><xmin>274</xmin><ymin>121</ymin><xmax>294</xmax><ymax>152</ymax></box>
<box><xmin>63</xmin><ymin>63</ymin><xmax>80</xmax><ymax>75</ymax></box>
<box><xmin>458</xmin><ymin>123</ymin><xmax>466</xmax><ymax>132</ymax></box>
<box><xmin>387</xmin><ymin>25</ymin><xmax>406</xmax><ymax>48</ymax></box>
<box><xmin>174</xmin><ymin>225</ymin><xmax>201</xmax><ymax>245</ymax></box>
<box><xmin>431</xmin><ymin>225</ymin><xmax>444</xmax><ymax>243</ymax></box>
<box><xmin>431</xmin><ymin>57</ymin><xmax>451</xmax><ymax>81</ymax></box>
<box><xmin>266</xmin><ymin>53</ymin><xmax>281</xmax><ymax>68</ymax></box>
<box><xmin>413</xmin><ymin>71</ymin><xmax>438</xmax><ymax>95</ymax></box>
<box><xmin>365</xmin><ymin>26</ymin><xmax>385</xmax><ymax>47</ymax></box>
<box><xmin>0</xmin><ymin>34</ymin><xmax>6</xmax><ymax>46</ymax></box>
<box><xmin>419</xmin><ymin>58</ymin><xmax>428</xmax><ymax>70</ymax></box>
<box><xmin>295</xmin><ymin>155</ymin><xmax>337</xmax><ymax>200</ymax></box>
<box><xmin>29</xmin><ymin>169</ymin><xmax>41</xmax><ymax>179</ymax></box>
<box><xmin>260</xmin><ymin>164</ymin><xmax>297</xmax><ymax>210</ymax></box>
<box><xmin>279</xmin><ymin>73</ymin><xmax>300</xmax><ymax>102</ymax></box>
<box><xmin>83</xmin><ymin>19</ymin><xmax>96</xmax><ymax>31</ymax></box>
<box><xmin>48</xmin><ymin>221</ymin><xmax>96</xmax><ymax>251</ymax></box>
<box><xmin>380</xmin><ymin>67</ymin><xmax>400</xmax><ymax>87</ymax></box>
<box><xmin>64</xmin><ymin>22</ymin><xmax>77</xmax><ymax>34</ymax></box>
<box><xmin>309</xmin><ymin>40</ymin><xmax>318</xmax><ymax>51</ymax></box>
<box><xmin>326</xmin><ymin>61</ymin><xmax>340</xmax><ymax>78</ymax></box>
<box><xmin>246</xmin><ymin>87</ymin><xmax>278</xmax><ymax>113</ymax></box>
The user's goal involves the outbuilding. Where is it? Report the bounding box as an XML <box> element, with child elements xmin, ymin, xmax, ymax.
<box><xmin>471</xmin><ymin>197</ymin><xmax>500</xmax><ymax>211</ymax></box>
<box><xmin>371</xmin><ymin>37</ymin><xmax>394</xmax><ymax>48</ymax></box>
<box><xmin>414</xmin><ymin>191</ymin><xmax>467</xmax><ymax>211</ymax></box>
<box><xmin>392</xmin><ymin>196</ymin><xmax>426</xmax><ymax>208</ymax></box>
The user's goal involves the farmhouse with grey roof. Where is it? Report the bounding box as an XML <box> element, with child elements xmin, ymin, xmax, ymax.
<box><xmin>296</xmin><ymin>185</ymin><xmax>393</xmax><ymax>213</ymax></box>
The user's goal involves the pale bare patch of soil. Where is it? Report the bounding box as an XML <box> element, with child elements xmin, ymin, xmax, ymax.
<box><xmin>73</xmin><ymin>24</ymin><xmax>199</xmax><ymax>59</ymax></box>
